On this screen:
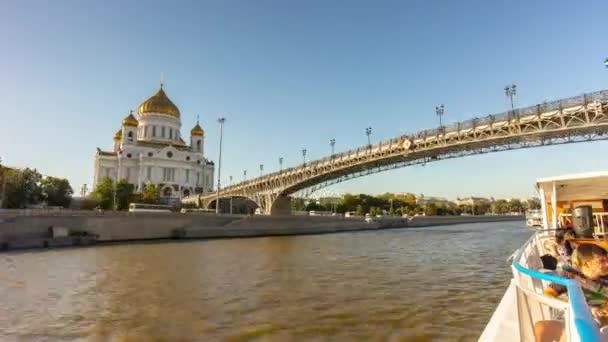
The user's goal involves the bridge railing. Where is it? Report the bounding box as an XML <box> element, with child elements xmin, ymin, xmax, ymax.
<box><xmin>214</xmin><ymin>89</ymin><xmax>608</xmax><ymax>195</ymax></box>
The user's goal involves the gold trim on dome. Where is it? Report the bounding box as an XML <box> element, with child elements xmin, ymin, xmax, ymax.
<box><xmin>138</xmin><ymin>85</ymin><xmax>180</xmax><ymax>118</ymax></box>
<box><xmin>122</xmin><ymin>111</ymin><xmax>139</xmax><ymax>127</ymax></box>
<box><xmin>114</xmin><ymin>129</ymin><xmax>122</xmax><ymax>140</ymax></box>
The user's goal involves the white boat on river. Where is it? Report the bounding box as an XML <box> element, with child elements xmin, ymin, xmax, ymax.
<box><xmin>480</xmin><ymin>171</ymin><xmax>608</xmax><ymax>341</ymax></box>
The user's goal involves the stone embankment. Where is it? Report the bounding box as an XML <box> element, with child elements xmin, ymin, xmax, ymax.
<box><xmin>0</xmin><ymin>210</ymin><xmax>523</xmax><ymax>251</ymax></box>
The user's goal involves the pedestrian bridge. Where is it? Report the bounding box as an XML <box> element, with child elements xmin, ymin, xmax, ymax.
<box><xmin>182</xmin><ymin>89</ymin><xmax>608</xmax><ymax>215</ymax></box>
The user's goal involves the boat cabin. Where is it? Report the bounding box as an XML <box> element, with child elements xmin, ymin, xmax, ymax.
<box><xmin>536</xmin><ymin>171</ymin><xmax>608</xmax><ymax>241</ymax></box>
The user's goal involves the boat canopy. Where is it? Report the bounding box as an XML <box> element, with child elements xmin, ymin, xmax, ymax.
<box><xmin>536</xmin><ymin>171</ymin><xmax>608</xmax><ymax>202</ymax></box>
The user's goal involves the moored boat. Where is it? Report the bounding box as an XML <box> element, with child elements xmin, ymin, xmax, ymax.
<box><xmin>480</xmin><ymin>171</ymin><xmax>608</xmax><ymax>341</ymax></box>
<box><xmin>526</xmin><ymin>209</ymin><xmax>544</xmax><ymax>228</ymax></box>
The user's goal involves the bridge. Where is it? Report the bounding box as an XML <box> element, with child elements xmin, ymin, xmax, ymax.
<box><xmin>182</xmin><ymin>89</ymin><xmax>608</xmax><ymax>215</ymax></box>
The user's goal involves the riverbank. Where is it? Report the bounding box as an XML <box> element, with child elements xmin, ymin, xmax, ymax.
<box><xmin>0</xmin><ymin>212</ymin><xmax>523</xmax><ymax>251</ymax></box>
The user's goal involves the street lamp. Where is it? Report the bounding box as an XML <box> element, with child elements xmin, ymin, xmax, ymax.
<box><xmin>302</xmin><ymin>149</ymin><xmax>307</xmax><ymax>165</ymax></box>
<box><xmin>365</xmin><ymin>127</ymin><xmax>372</xmax><ymax>147</ymax></box>
<box><xmin>243</xmin><ymin>169</ymin><xmax>247</xmax><ymax>181</ymax></box>
<box><xmin>504</xmin><ymin>84</ymin><xmax>517</xmax><ymax>109</ymax></box>
<box><xmin>279</xmin><ymin>157</ymin><xmax>284</xmax><ymax>172</ymax></box>
<box><xmin>435</xmin><ymin>104</ymin><xmax>445</xmax><ymax>127</ymax></box>
<box><xmin>330</xmin><ymin>138</ymin><xmax>335</xmax><ymax>156</ymax></box>
<box><xmin>260</xmin><ymin>164</ymin><xmax>264</xmax><ymax>176</ymax></box>
<box><xmin>215</xmin><ymin>117</ymin><xmax>226</xmax><ymax>214</ymax></box>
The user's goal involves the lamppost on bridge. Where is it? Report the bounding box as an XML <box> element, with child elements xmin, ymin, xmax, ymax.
<box><xmin>435</xmin><ymin>104</ymin><xmax>445</xmax><ymax>128</ymax></box>
<box><xmin>365</xmin><ymin>127</ymin><xmax>372</xmax><ymax>147</ymax></box>
<box><xmin>243</xmin><ymin>170</ymin><xmax>247</xmax><ymax>181</ymax></box>
<box><xmin>330</xmin><ymin>138</ymin><xmax>335</xmax><ymax>156</ymax></box>
<box><xmin>279</xmin><ymin>157</ymin><xmax>284</xmax><ymax>172</ymax></box>
<box><xmin>504</xmin><ymin>84</ymin><xmax>517</xmax><ymax>109</ymax></box>
<box><xmin>302</xmin><ymin>149</ymin><xmax>307</xmax><ymax>165</ymax></box>
<box><xmin>215</xmin><ymin>117</ymin><xmax>226</xmax><ymax>214</ymax></box>
<box><xmin>260</xmin><ymin>164</ymin><xmax>264</xmax><ymax>176</ymax></box>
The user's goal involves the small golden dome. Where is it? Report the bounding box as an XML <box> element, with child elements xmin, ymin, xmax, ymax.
<box><xmin>138</xmin><ymin>85</ymin><xmax>180</xmax><ymax>118</ymax></box>
<box><xmin>191</xmin><ymin>122</ymin><xmax>204</xmax><ymax>136</ymax></box>
<box><xmin>114</xmin><ymin>129</ymin><xmax>122</xmax><ymax>140</ymax></box>
<box><xmin>122</xmin><ymin>111</ymin><xmax>139</xmax><ymax>127</ymax></box>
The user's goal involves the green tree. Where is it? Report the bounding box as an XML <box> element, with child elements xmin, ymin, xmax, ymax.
<box><xmin>141</xmin><ymin>184</ymin><xmax>160</xmax><ymax>204</ymax></box>
<box><xmin>527</xmin><ymin>198</ymin><xmax>541</xmax><ymax>210</ymax></box>
<box><xmin>41</xmin><ymin>177</ymin><xmax>73</xmax><ymax>208</ymax></box>
<box><xmin>93</xmin><ymin>177</ymin><xmax>114</xmax><ymax>209</ymax></box>
<box><xmin>508</xmin><ymin>199</ymin><xmax>524</xmax><ymax>213</ymax></box>
<box><xmin>424</xmin><ymin>203</ymin><xmax>438</xmax><ymax>216</ymax></box>
<box><xmin>115</xmin><ymin>179</ymin><xmax>135</xmax><ymax>210</ymax></box>
<box><xmin>355</xmin><ymin>204</ymin><xmax>364</xmax><ymax>216</ymax></box>
<box><xmin>3</xmin><ymin>168</ymin><xmax>43</xmax><ymax>208</ymax></box>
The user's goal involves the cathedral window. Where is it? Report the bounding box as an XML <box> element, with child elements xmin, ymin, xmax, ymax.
<box><xmin>167</xmin><ymin>151</ymin><xmax>173</xmax><ymax>158</ymax></box>
<box><xmin>163</xmin><ymin>168</ymin><xmax>175</xmax><ymax>182</ymax></box>
<box><xmin>147</xmin><ymin>166</ymin><xmax>152</xmax><ymax>180</ymax></box>
<box><xmin>126</xmin><ymin>167</ymin><xmax>131</xmax><ymax>181</ymax></box>
<box><xmin>169</xmin><ymin>128</ymin><xmax>173</xmax><ymax>139</ymax></box>
<box><xmin>148</xmin><ymin>152</ymin><xmax>153</xmax><ymax>157</ymax></box>
<box><xmin>186</xmin><ymin>156</ymin><xmax>190</xmax><ymax>161</ymax></box>
<box><xmin>127</xmin><ymin>131</ymin><xmax>133</xmax><ymax>142</ymax></box>
<box><xmin>162</xmin><ymin>126</ymin><xmax>166</xmax><ymax>138</ymax></box>
<box><xmin>196</xmin><ymin>140</ymin><xmax>201</xmax><ymax>151</ymax></box>
<box><xmin>185</xmin><ymin>169</ymin><xmax>190</xmax><ymax>183</ymax></box>
<box><xmin>126</xmin><ymin>153</ymin><xmax>132</xmax><ymax>158</ymax></box>
<box><xmin>144</xmin><ymin>126</ymin><xmax>148</xmax><ymax>137</ymax></box>
<box><xmin>152</xmin><ymin>126</ymin><xmax>157</xmax><ymax>137</ymax></box>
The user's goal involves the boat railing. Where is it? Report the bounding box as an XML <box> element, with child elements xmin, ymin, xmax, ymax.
<box><xmin>511</xmin><ymin>230</ymin><xmax>601</xmax><ymax>341</ymax></box>
<box><xmin>559</xmin><ymin>212</ymin><xmax>608</xmax><ymax>237</ymax></box>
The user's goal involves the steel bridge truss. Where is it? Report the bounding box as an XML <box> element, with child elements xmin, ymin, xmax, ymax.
<box><xmin>182</xmin><ymin>90</ymin><xmax>608</xmax><ymax>214</ymax></box>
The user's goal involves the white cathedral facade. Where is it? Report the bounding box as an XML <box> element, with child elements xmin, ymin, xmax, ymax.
<box><xmin>93</xmin><ymin>84</ymin><xmax>215</xmax><ymax>202</ymax></box>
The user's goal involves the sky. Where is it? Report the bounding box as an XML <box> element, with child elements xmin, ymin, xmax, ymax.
<box><xmin>1</xmin><ymin>0</ymin><xmax>608</xmax><ymax>200</ymax></box>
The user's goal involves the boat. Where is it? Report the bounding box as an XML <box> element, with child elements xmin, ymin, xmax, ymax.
<box><xmin>479</xmin><ymin>171</ymin><xmax>608</xmax><ymax>341</ymax></box>
<box><xmin>526</xmin><ymin>209</ymin><xmax>544</xmax><ymax>228</ymax></box>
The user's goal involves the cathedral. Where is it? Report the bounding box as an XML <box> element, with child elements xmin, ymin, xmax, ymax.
<box><xmin>93</xmin><ymin>84</ymin><xmax>215</xmax><ymax>203</ymax></box>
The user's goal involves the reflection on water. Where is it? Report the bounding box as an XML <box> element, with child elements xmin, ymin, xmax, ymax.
<box><xmin>0</xmin><ymin>221</ymin><xmax>530</xmax><ymax>341</ymax></box>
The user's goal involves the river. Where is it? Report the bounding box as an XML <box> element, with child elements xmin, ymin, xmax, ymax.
<box><xmin>0</xmin><ymin>221</ymin><xmax>530</xmax><ymax>341</ymax></box>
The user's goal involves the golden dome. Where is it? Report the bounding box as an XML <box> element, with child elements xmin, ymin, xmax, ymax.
<box><xmin>114</xmin><ymin>129</ymin><xmax>122</xmax><ymax>140</ymax></box>
<box><xmin>138</xmin><ymin>85</ymin><xmax>180</xmax><ymax>118</ymax></box>
<box><xmin>122</xmin><ymin>111</ymin><xmax>139</xmax><ymax>127</ymax></box>
<box><xmin>191</xmin><ymin>122</ymin><xmax>204</xmax><ymax>136</ymax></box>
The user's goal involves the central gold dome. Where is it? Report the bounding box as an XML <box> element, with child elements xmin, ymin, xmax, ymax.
<box><xmin>138</xmin><ymin>86</ymin><xmax>180</xmax><ymax>118</ymax></box>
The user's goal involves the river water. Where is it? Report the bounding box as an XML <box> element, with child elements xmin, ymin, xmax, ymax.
<box><xmin>0</xmin><ymin>221</ymin><xmax>530</xmax><ymax>341</ymax></box>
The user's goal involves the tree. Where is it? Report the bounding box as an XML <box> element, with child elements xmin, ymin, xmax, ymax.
<box><xmin>41</xmin><ymin>177</ymin><xmax>73</xmax><ymax>208</ymax></box>
<box><xmin>115</xmin><ymin>179</ymin><xmax>135</xmax><ymax>210</ymax></box>
<box><xmin>141</xmin><ymin>184</ymin><xmax>160</xmax><ymax>204</ymax></box>
<box><xmin>93</xmin><ymin>177</ymin><xmax>114</xmax><ymax>210</ymax></box>
<box><xmin>424</xmin><ymin>203</ymin><xmax>438</xmax><ymax>216</ymax></box>
<box><xmin>527</xmin><ymin>198</ymin><xmax>541</xmax><ymax>210</ymax></box>
<box><xmin>508</xmin><ymin>199</ymin><xmax>524</xmax><ymax>213</ymax></box>
<box><xmin>3</xmin><ymin>168</ymin><xmax>42</xmax><ymax>208</ymax></box>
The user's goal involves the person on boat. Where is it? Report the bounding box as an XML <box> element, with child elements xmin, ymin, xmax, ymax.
<box><xmin>545</xmin><ymin>244</ymin><xmax>608</xmax><ymax>306</ymax></box>
<box><xmin>536</xmin><ymin>244</ymin><xmax>608</xmax><ymax>342</ymax></box>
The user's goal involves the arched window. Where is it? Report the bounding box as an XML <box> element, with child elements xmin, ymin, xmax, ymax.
<box><xmin>183</xmin><ymin>189</ymin><xmax>190</xmax><ymax>197</ymax></box>
<box><xmin>127</xmin><ymin>131</ymin><xmax>133</xmax><ymax>142</ymax></box>
<box><xmin>163</xmin><ymin>187</ymin><xmax>172</xmax><ymax>197</ymax></box>
<box><xmin>196</xmin><ymin>140</ymin><xmax>201</xmax><ymax>151</ymax></box>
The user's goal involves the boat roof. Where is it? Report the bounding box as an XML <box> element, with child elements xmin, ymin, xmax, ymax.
<box><xmin>536</xmin><ymin>171</ymin><xmax>608</xmax><ymax>201</ymax></box>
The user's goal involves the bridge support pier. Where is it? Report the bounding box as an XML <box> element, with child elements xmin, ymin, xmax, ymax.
<box><xmin>269</xmin><ymin>195</ymin><xmax>292</xmax><ymax>216</ymax></box>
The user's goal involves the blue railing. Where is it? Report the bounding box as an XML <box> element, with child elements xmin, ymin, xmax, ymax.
<box><xmin>512</xmin><ymin>233</ymin><xmax>602</xmax><ymax>341</ymax></box>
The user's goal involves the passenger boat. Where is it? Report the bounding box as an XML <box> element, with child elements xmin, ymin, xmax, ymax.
<box><xmin>479</xmin><ymin>172</ymin><xmax>608</xmax><ymax>341</ymax></box>
<box><xmin>526</xmin><ymin>209</ymin><xmax>544</xmax><ymax>228</ymax></box>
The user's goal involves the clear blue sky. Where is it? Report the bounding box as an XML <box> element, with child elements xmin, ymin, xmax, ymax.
<box><xmin>2</xmin><ymin>0</ymin><xmax>608</xmax><ymax>199</ymax></box>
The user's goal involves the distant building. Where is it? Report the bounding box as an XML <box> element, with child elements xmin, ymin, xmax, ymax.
<box><xmin>416</xmin><ymin>195</ymin><xmax>452</xmax><ymax>206</ymax></box>
<box><xmin>93</xmin><ymin>84</ymin><xmax>215</xmax><ymax>204</ymax></box>
<box><xmin>455</xmin><ymin>196</ymin><xmax>492</xmax><ymax>206</ymax></box>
